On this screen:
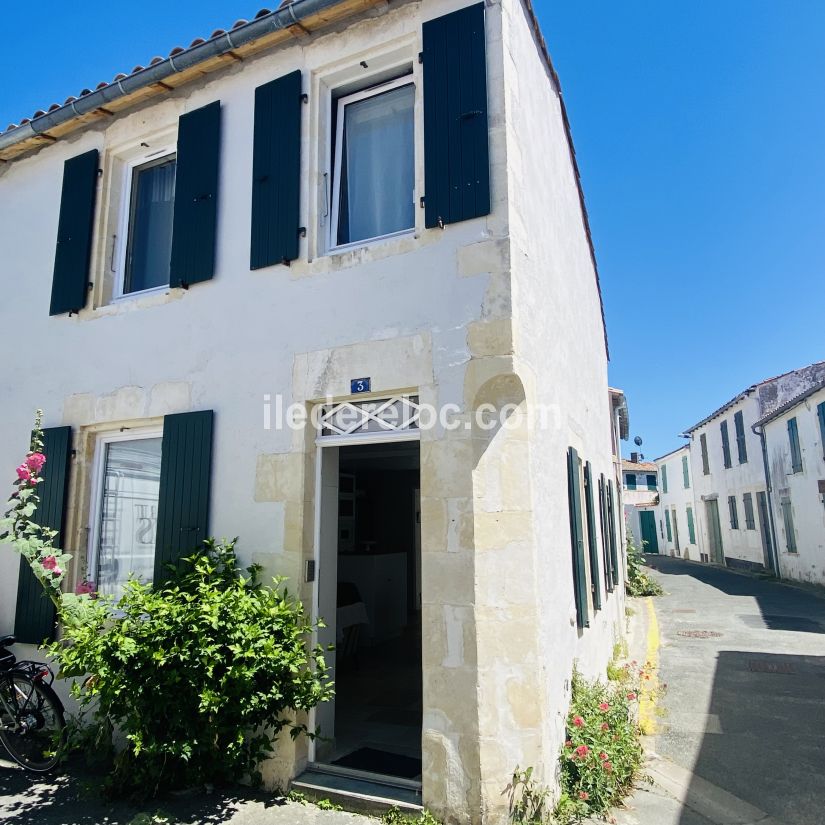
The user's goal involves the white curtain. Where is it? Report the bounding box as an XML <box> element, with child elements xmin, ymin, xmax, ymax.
<box><xmin>341</xmin><ymin>84</ymin><xmax>415</xmax><ymax>244</ymax></box>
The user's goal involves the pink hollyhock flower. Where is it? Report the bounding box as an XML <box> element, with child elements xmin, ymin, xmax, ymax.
<box><xmin>626</xmin><ymin>692</ymin><xmax>637</xmax><ymax>700</ymax></box>
<box><xmin>75</xmin><ymin>580</ymin><xmax>97</xmax><ymax>597</ymax></box>
<box><xmin>52</xmin><ymin>566</ymin><xmax>63</xmax><ymax>577</ymax></box>
<box><xmin>599</xmin><ymin>752</ymin><xmax>608</xmax><ymax>761</ymax></box>
<box><xmin>599</xmin><ymin>702</ymin><xmax>610</xmax><ymax>711</ymax></box>
<box><xmin>41</xmin><ymin>555</ymin><xmax>58</xmax><ymax>571</ymax></box>
<box><xmin>574</xmin><ymin>745</ymin><xmax>589</xmax><ymax>758</ymax></box>
<box><xmin>26</xmin><ymin>453</ymin><xmax>46</xmax><ymax>472</ymax></box>
<box><xmin>16</xmin><ymin>465</ymin><xmax>31</xmax><ymax>482</ymax></box>
<box><xmin>572</xmin><ymin>716</ymin><xmax>584</xmax><ymax>727</ymax></box>
<box><xmin>578</xmin><ymin>791</ymin><xmax>589</xmax><ymax>800</ymax></box>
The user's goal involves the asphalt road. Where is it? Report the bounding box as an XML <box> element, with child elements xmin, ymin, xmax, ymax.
<box><xmin>643</xmin><ymin>555</ymin><xmax>825</xmax><ymax>825</ymax></box>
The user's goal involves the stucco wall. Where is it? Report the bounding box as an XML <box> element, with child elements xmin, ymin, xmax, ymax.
<box><xmin>763</xmin><ymin>387</ymin><xmax>825</xmax><ymax>585</ymax></box>
<box><xmin>498</xmin><ymin>0</ymin><xmax>624</xmax><ymax>801</ymax></box>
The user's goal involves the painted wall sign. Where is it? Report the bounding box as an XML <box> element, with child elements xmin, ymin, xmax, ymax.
<box><xmin>350</xmin><ymin>377</ymin><xmax>371</xmax><ymax>394</ymax></box>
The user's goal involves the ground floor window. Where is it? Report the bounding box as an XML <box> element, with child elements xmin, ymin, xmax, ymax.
<box><xmin>90</xmin><ymin>433</ymin><xmax>163</xmax><ymax>598</ymax></box>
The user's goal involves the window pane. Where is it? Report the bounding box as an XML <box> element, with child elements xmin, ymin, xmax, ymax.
<box><xmin>125</xmin><ymin>156</ymin><xmax>176</xmax><ymax>293</ymax></box>
<box><xmin>337</xmin><ymin>84</ymin><xmax>415</xmax><ymax>245</ymax></box>
<box><xmin>96</xmin><ymin>438</ymin><xmax>163</xmax><ymax>599</ymax></box>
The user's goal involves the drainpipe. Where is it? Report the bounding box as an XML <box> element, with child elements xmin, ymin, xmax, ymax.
<box><xmin>752</xmin><ymin>422</ymin><xmax>781</xmax><ymax>579</ymax></box>
<box><xmin>0</xmin><ymin>0</ymin><xmax>348</xmax><ymax>154</ymax></box>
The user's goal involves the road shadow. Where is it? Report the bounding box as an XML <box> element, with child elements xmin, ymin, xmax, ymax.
<box><xmin>0</xmin><ymin>760</ymin><xmax>286</xmax><ymax>825</ymax></box>
<box><xmin>678</xmin><ymin>650</ymin><xmax>825</xmax><ymax>825</ymax></box>
<box><xmin>644</xmin><ymin>554</ymin><xmax>825</xmax><ymax>633</ymax></box>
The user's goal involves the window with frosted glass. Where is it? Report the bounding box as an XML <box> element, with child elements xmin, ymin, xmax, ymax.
<box><xmin>333</xmin><ymin>82</ymin><xmax>415</xmax><ymax>246</ymax></box>
<box><xmin>124</xmin><ymin>155</ymin><xmax>176</xmax><ymax>293</ymax></box>
<box><xmin>95</xmin><ymin>438</ymin><xmax>162</xmax><ymax>598</ymax></box>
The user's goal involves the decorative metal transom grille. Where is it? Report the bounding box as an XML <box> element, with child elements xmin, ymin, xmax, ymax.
<box><xmin>318</xmin><ymin>395</ymin><xmax>420</xmax><ymax>438</ymax></box>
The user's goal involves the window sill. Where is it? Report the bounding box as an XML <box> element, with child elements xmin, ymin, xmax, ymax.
<box><xmin>328</xmin><ymin>227</ymin><xmax>416</xmax><ymax>257</ymax></box>
<box><xmin>112</xmin><ymin>285</ymin><xmax>172</xmax><ymax>303</ymax></box>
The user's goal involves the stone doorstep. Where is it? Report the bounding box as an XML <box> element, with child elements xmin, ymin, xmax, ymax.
<box><xmin>292</xmin><ymin>767</ymin><xmax>423</xmax><ymax>817</ymax></box>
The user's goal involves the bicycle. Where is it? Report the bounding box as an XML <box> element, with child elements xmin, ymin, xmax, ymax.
<box><xmin>0</xmin><ymin>634</ymin><xmax>66</xmax><ymax>772</ymax></box>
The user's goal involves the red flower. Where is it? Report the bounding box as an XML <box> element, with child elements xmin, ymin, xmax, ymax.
<box><xmin>574</xmin><ymin>745</ymin><xmax>589</xmax><ymax>758</ymax></box>
<box><xmin>599</xmin><ymin>752</ymin><xmax>608</xmax><ymax>760</ymax></box>
<box><xmin>564</xmin><ymin>739</ymin><xmax>573</xmax><ymax>748</ymax></box>
<box><xmin>41</xmin><ymin>555</ymin><xmax>58</xmax><ymax>571</ymax></box>
<box><xmin>599</xmin><ymin>702</ymin><xmax>610</xmax><ymax>711</ymax></box>
<box><xmin>602</xmin><ymin>760</ymin><xmax>613</xmax><ymax>773</ymax></box>
<box><xmin>601</xmin><ymin>722</ymin><xmax>609</xmax><ymax>731</ymax></box>
<box><xmin>578</xmin><ymin>791</ymin><xmax>589</xmax><ymax>800</ymax></box>
<box><xmin>626</xmin><ymin>692</ymin><xmax>637</xmax><ymax>700</ymax></box>
<box><xmin>15</xmin><ymin>464</ymin><xmax>31</xmax><ymax>483</ymax></box>
<box><xmin>572</xmin><ymin>716</ymin><xmax>584</xmax><ymax>727</ymax></box>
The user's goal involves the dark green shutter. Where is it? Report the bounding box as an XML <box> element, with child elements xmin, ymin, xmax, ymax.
<box><xmin>682</xmin><ymin>455</ymin><xmax>690</xmax><ymax>488</ymax></box>
<box><xmin>154</xmin><ymin>410</ymin><xmax>214</xmax><ymax>583</ymax></box>
<box><xmin>584</xmin><ymin>462</ymin><xmax>602</xmax><ymax>610</ymax></box>
<box><xmin>14</xmin><ymin>426</ymin><xmax>72</xmax><ymax>643</ymax></box>
<box><xmin>422</xmin><ymin>2</ymin><xmax>490</xmax><ymax>228</ymax></box>
<box><xmin>607</xmin><ymin>480</ymin><xmax>619</xmax><ymax>586</ymax></box>
<box><xmin>817</xmin><ymin>402</ymin><xmax>825</xmax><ymax>461</ymax></box>
<box><xmin>170</xmin><ymin>102</ymin><xmax>221</xmax><ymax>287</ymax></box>
<box><xmin>661</xmin><ymin>465</ymin><xmax>668</xmax><ymax>493</ymax></box>
<box><xmin>665</xmin><ymin>509</ymin><xmax>672</xmax><ymax>541</ymax></box>
<box><xmin>700</xmin><ymin>433</ymin><xmax>710</xmax><ymax>475</ymax></box>
<box><xmin>49</xmin><ymin>150</ymin><xmax>98</xmax><ymax>316</ymax></box>
<box><xmin>598</xmin><ymin>474</ymin><xmax>613</xmax><ymax>593</ymax></box>
<box><xmin>788</xmin><ymin>417</ymin><xmax>802</xmax><ymax>472</ymax></box>
<box><xmin>734</xmin><ymin>410</ymin><xmax>747</xmax><ymax>463</ymax></box>
<box><xmin>721</xmin><ymin>421</ymin><xmax>732</xmax><ymax>468</ymax></box>
<box><xmin>686</xmin><ymin>506</ymin><xmax>696</xmax><ymax>544</ymax></box>
<box><xmin>567</xmin><ymin>448</ymin><xmax>588</xmax><ymax>628</ymax></box>
<box><xmin>251</xmin><ymin>70</ymin><xmax>302</xmax><ymax>269</ymax></box>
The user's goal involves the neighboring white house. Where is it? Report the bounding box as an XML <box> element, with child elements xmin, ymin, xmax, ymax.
<box><xmin>621</xmin><ymin>455</ymin><xmax>659</xmax><ymax>554</ymax></box>
<box><xmin>0</xmin><ymin>0</ymin><xmax>624</xmax><ymax>820</ymax></box>
<box><xmin>654</xmin><ymin>444</ymin><xmax>700</xmax><ymax>561</ymax></box>
<box><xmin>756</xmin><ymin>380</ymin><xmax>825</xmax><ymax>586</ymax></box>
<box><xmin>683</xmin><ymin>361</ymin><xmax>825</xmax><ymax>575</ymax></box>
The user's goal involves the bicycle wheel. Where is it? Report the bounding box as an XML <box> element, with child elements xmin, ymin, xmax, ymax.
<box><xmin>0</xmin><ymin>675</ymin><xmax>65</xmax><ymax>772</ymax></box>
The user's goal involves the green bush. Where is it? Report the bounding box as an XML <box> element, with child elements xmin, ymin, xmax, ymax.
<box><xmin>625</xmin><ymin>536</ymin><xmax>663</xmax><ymax>597</ymax></box>
<box><xmin>555</xmin><ymin>671</ymin><xmax>644</xmax><ymax>823</ymax></box>
<box><xmin>50</xmin><ymin>539</ymin><xmax>333</xmax><ymax>797</ymax></box>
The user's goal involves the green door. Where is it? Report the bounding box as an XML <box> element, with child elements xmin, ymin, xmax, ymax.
<box><xmin>640</xmin><ymin>510</ymin><xmax>659</xmax><ymax>554</ymax></box>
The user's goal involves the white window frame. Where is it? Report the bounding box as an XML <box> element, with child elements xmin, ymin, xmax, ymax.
<box><xmin>86</xmin><ymin>427</ymin><xmax>164</xmax><ymax>588</ymax></box>
<box><xmin>329</xmin><ymin>75</ymin><xmax>416</xmax><ymax>252</ymax></box>
<box><xmin>113</xmin><ymin>143</ymin><xmax>177</xmax><ymax>301</ymax></box>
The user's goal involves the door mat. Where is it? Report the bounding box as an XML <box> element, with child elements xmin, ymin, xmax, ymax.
<box><xmin>331</xmin><ymin>747</ymin><xmax>422</xmax><ymax>780</ymax></box>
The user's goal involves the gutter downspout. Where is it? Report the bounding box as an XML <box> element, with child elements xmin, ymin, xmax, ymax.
<box><xmin>0</xmin><ymin>0</ymin><xmax>344</xmax><ymax>154</ymax></box>
<box><xmin>752</xmin><ymin>422</ymin><xmax>782</xmax><ymax>579</ymax></box>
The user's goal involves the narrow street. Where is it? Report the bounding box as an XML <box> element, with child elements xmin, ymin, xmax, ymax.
<box><xmin>622</xmin><ymin>556</ymin><xmax>825</xmax><ymax>825</ymax></box>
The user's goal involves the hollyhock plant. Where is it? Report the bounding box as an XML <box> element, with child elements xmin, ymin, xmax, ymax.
<box><xmin>0</xmin><ymin>410</ymin><xmax>98</xmax><ymax>624</ymax></box>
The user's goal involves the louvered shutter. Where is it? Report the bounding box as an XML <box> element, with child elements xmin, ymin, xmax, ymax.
<box><xmin>567</xmin><ymin>448</ymin><xmax>589</xmax><ymax>628</ymax></box>
<box><xmin>49</xmin><ymin>150</ymin><xmax>98</xmax><ymax>316</ymax></box>
<box><xmin>251</xmin><ymin>70</ymin><xmax>302</xmax><ymax>269</ymax></box>
<box><xmin>170</xmin><ymin>102</ymin><xmax>221</xmax><ymax>287</ymax></box>
<box><xmin>682</xmin><ymin>455</ymin><xmax>690</xmax><ymax>489</ymax></box>
<box><xmin>607</xmin><ymin>479</ymin><xmax>619</xmax><ymax>586</ymax></box>
<box><xmin>14</xmin><ymin>426</ymin><xmax>72</xmax><ymax>643</ymax></box>
<box><xmin>665</xmin><ymin>509</ymin><xmax>672</xmax><ymax>541</ymax></box>
<box><xmin>154</xmin><ymin>410</ymin><xmax>214</xmax><ymax>583</ymax></box>
<box><xmin>584</xmin><ymin>461</ymin><xmax>602</xmax><ymax>610</ymax></box>
<box><xmin>422</xmin><ymin>2</ymin><xmax>491</xmax><ymax>228</ymax></box>
<box><xmin>817</xmin><ymin>402</ymin><xmax>825</xmax><ymax>461</ymax></box>
<box><xmin>598</xmin><ymin>474</ymin><xmax>613</xmax><ymax>593</ymax></box>
<box><xmin>686</xmin><ymin>506</ymin><xmax>696</xmax><ymax>544</ymax></box>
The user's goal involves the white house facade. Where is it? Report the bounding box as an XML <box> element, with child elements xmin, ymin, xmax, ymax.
<box><xmin>0</xmin><ymin>0</ymin><xmax>624</xmax><ymax>821</ymax></box>
<box><xmin>654</xmin><ymin>445</ymin><xmax>700</xmax><ymax>561</ymax></box>
<box><xmin>757</xmin><ymin>381</ymin><xmax>825</xmax><ymax>586</ymax></box>
<box><xmin>682</xmin><ymin>361</ymin><xmax>825</xmax><ymax>577</ymax></box>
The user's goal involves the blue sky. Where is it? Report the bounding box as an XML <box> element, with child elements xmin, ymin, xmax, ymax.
<box><xmin>1</xmin><ymin>2</ymin><xmax>823</xmax><ymax>460</ymax></box>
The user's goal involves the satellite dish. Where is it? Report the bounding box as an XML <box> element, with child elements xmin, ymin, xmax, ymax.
<box><xmin>634</xmin><ymin>436</ymin><xmax>643</xmax><ymax>446</ymax></box>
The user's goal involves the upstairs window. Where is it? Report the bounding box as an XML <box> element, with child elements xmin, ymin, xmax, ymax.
<box><xmin>332</xmin><ymin>78</ymin><xmax>415</xmax><ymax>248</ymax></box>
<box><xmin>122</xmin><ymin>153</ymin><xmax>176</xmax><ymax>295</ymax></box>
<box><xmin>625</xmin><ymin>473</ymin><xmax>637</xmax><ymax>490</ymax></box>
<box><xmin>646</xmin><ymin>473</ymin><xmax>657</xmax><ymax>491</ymax></box>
